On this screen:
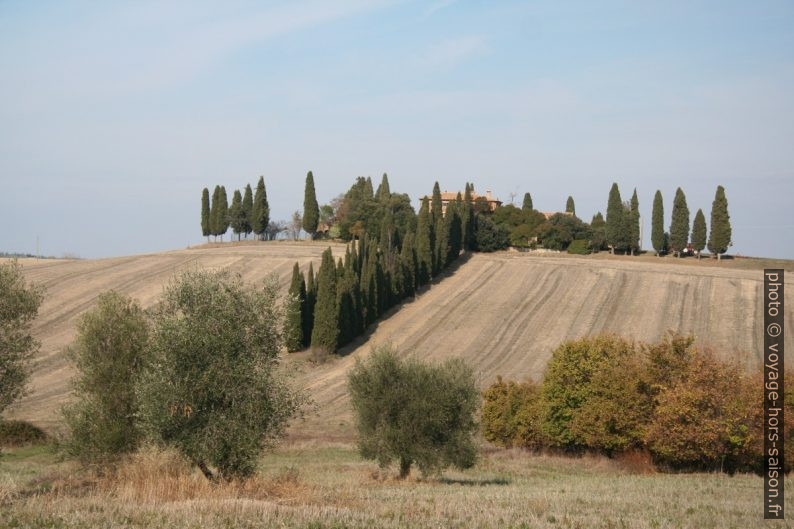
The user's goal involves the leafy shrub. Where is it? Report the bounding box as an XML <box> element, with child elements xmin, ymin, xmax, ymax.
<box><xmin>138</xmin><ymin>269</ymin><xmax>304</xmax><ymax>482</ymax></box>
<box><xmin>473</xmin><ymin>215</ymin><xmax>510</xmax><ymax>252</ymax></box>
<box><xmin>348</xmin><ymin>345</ymin><xmax>479</xmax><ymax>478</ymax></box>
<box><xmin>0</xmin><ymin>260</ymin><xmax>44</xmax><ymax>415</ymax></box>
<box><xmin>62</xmin><ymin>291</ymin><xmax>149</xmax><ymax>464</ymax></box>
<box><xmin>481</xmin><ymin>377</ymin><xmax>545</xmax><ymax>450</ymax></box>
<box><xmin>566</xmin><ymin>239</ymin><xmax>591</xmax><ymax>255</ymax></box>
<box><xmin>0</xmin><ymin>420</ymin><xmax>47</xmax><ymax>447</ymax></box>
<box><xmin>645</xmin><ymin>350</ymin><xmax>761</xmax><ymax>472</ymax></box>
<box><xmin>541</xmin><ymin>335</ymin><xmax>638</xmax><ymax>450</ymax></box>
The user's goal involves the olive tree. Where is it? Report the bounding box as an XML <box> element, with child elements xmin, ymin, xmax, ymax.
<box><xmin>348</xmin><ymin>345</ymin><xmax>479</xmax><ymax>478</ymax></box>
<box><xmin>0</xmin><ymin>261</ymin><xmax>43</xmax><ymax>416</ymax></box>
<box><xmin>138</xmin><ymin>269</ymin><xmax>304</xmax><ymax>481</ymax></box>
<box><xmin>62</xmin><ymin>291</ymin><xmax>149</xmax><ymax>463</ymax></box>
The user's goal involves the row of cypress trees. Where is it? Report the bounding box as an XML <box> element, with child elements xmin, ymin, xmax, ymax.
<box><xmin>603</xmin><ymin>183</ymin><xmax>731</xmax><ymax>258</ymax></box>
<box><xmin>200</xmin><ymin>177</ymin><xmax>270</xmax><ymax>241</ymax></box>
<box><xmin>284</xmin><ymin>179</ymin><xmax>476</xmax><ymax>353</ymax></box>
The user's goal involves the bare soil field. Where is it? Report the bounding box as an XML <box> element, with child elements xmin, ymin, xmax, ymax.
<box><xmin>4</xmin><ymin>241</ymin><xmax>347</xmax><ymax>431</ymax></box>
<box><xmin>5</xmin><ymin>243</ymin><xmax>793</xmax><ymax>438</ymax></box>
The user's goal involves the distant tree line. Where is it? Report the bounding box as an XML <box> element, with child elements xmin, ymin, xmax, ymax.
<box><xmin>200</xmin><ymin>176</ymin><xmax>271</xmax><ymax>241</ymax></box>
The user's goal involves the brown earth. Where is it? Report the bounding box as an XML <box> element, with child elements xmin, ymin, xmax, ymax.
<box><xmin>5</xmin><ymin>243</ymin><xmax>793</xmax><ymax>439</ymax></box>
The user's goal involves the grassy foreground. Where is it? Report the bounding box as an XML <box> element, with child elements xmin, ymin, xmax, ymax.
<box><xmin>1</xmin><ymin>442</ymin><xmax>791</xmax><ymax>529</ymax></box>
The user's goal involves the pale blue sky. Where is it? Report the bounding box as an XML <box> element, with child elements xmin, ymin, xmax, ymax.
<box><xmin>1</xmin><ymin>1</ymin><xmax>793</xmax><ymax>258</ymax></box>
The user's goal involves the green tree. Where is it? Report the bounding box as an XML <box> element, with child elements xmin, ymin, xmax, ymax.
<box><xmin>473</xmin><ymin>214</ymin><xmax>510</xmax><ymax>252</ymax></box>
<box><xmin>303</xmin><ymin>262</ymin><xmax>316</xmax><ymax>347</ymax></box>
<box><xmin>669</xmin><ymin>187</ymin><xmax>690</xmax><ymax>257</ymax></box>
<box><xmin>229</xmin><ymin>189</ymin><xmax>246</xmax><ymax>241</ymax></box>
<box><xmin>209</xmin><ymin>185</ymin><xmax>221</xmax><ymax>241</ymax></box>
<box><xmin>605</xmin><ymin>183</ymin><xmax>626</xmax><ymax>254</ymax></box>
<box><xmin>252</xmin><ymin>176</ymin><xmax>269</xmax><ymax>240</ymax></box>
<box><xmin>628</xmin><ymin>189</ymin><xmax>640</xmax><ymax>255</ymax></box>
<box><xmin>348</xmin><ymin>345</ymin><xmax>479</xmax><ymax>478</ymax></box>
<box><xmin>691</xmin><ymin>209</ymin><xmax>707</xmax><ymax>259</ymax></box>
<box><xmin>400</xmin><ymin>232</ymin><xmax>417</xmax><ymax>297</ymax></box>
<box><xmin>462</xmin><ymin>183</ymin><xmax>474</xmax><ymax>250</ymax></box>
<box><xmin>376</xmin><ymin>173</ymin><xmax>391</xmax><ymax>202</ymax></box>
<box><xmin>303</xmin><ymin>171</ymin><xmax>320</xmax><ymax>239</ymax></box>
<box><xmin>311</xmin><ymin>248</ymin><xmax>339</xmax><ymax>353</ymax></box>
<box><xmin>431</xmin><ymin>181</ymin><xmax>443</xmax><ymax>226</ymax></box>
<box><xmin>565</xmin><ymin>196</ymin><xmax>575</xmax><ymax>215</ymax></box>
<box><xmin>0</xmin><ymin>261</ymin><xmax>44</xmax><ymax>418</ymax></box>
<box><xmin>522</xmin><ymin>192</ymin><xmax>533</xmax><ymax>211</ymax></box>
<box><xmin>242</xmin><ymin>183</ymin><xmax>253</xmax><ymax>239</ymax></box>
<box><xmin>201</xmin><ymin>187</ymin><xmax>211</xmax><ymax>242</ymax></box>
<box><xmin>63</xmin><ymin>291</ymin><xmax>149</xmax><ymax>463</ymax></box>
<box><xmin>217</xmin><ymin>186</ymin><xmax>229</xmax><ymax>241</ymax></box>
<box><xmin>589</xmin><ymin>212</ymin><xmax>607</xmax><ymax>252</ymax></box>
<box><xmin>284</xmin><ymin>264</ymin><xmax>306</xmax><ymax>353</ymax></box>
<box><xmin>138</xmin><ymin>269</ymin><xmax>303</xmax><ymax>481</ymax></box>
<box><xmin>651</xmin><ymin>190</ymin><xmax>665</xmax><ymax>256</ymax></box>
<box><xmin>707</xmin><ymin>185</ymin><xmax>731</xmax><ymax>260</ymax></box>
<box><xmin>415</xmin><ymin>197</ymin><xmax>433</xmax><ymax>285</ymax></box>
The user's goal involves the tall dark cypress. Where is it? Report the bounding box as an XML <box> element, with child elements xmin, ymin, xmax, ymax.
<box><xmin>629</xmin><ymin>189</ymin><xmax>640</xmax><ymax>255</ymax></box>
<box><xmin>252</xmin><ymin>176</ymin><xmax>269</xmax><ymax>240</ymax></box>
<box><xmin>285</xmin><ymin>263</ymin><xmax>306</xmax><ymax>352</ymax></box>
<box><xmin>229</xmin><ymin>189</ymin><xmax>245</xmax><ymax>241</ymax></box>
<box><xmin>303</xmin><ymin>262</ymin><xmax>316</xmax><ymax>346</ymax></box>
<box><xmin>415</xmin><ymin>197</ymin><xmax>433</xmax><ymax>285</ymax></box>
<box><xmin>400</xmin><ymin>232</ymin><xmax>417</xmax><ymax>297</ymax></box>
<box><xmin>242</xmin><ymin>183</ymin><xmax>253</xmax><ymax>238</ymax></box>
<box><xmin>522</xmin><ymin>192</ymin><xmax>533</xmax><ymax>211</ymax></box>
<box><xmin>447</xmin><ymin>197</ymin><xmax>463</xmax><ymax>265</ymax></box>
<box><xmin>311</xmin><ymin>248</ymin><xmax>339</xmax><ymax>352</ymax></box>
<box><xmin>566</xmin><ymin>196</ymin><xmax>575</xmax><ymax>215</ymax></box>
<box><xmin>431</xmin><ymin>181</ymin><xmax>443</xmax><ymax>226</ymax></box>
<box><xmin>376</xmin><ymin>173</ymin><xmax>391</xmax><ymax>202</ymax></box>
<box><xmin>707</xmin><ymin>185</ymin><xmax>731</xmax><ymax>260</ymax></box>
<box><xmin>463</xmin><ymin>183</ymin><xmax>474</xmax><ymax>250</ymax></box>
<box><xmin>201</xmin><ymin>188</ymin><xmax>211</xmax><ymax>242</ymax></box>
<box><xmin>217</xmin><ymin>186</ymin><xmax>229</xmax><ymax>241</ymax></box>
<box><xmin>691</xmin><ymin>209</ymin><xmax>707</xmax><ymax>259</ymax></box>
<box><xmin>651</xmin><ymin>190</ymin><xmax>664</xmax><ymax>256</ymax></box>
<box><xmin>669</xmin><ymin>187</ymin><xmax>690</xmax><ymax>257</ymax></box>
<box><xmin>210</xmin><ymin>185</ymin><xmax>221</xmax><ymax>241</ymax></box>
<box><xmin>605</xmin><ymin>183</ymin><xmax>625</xmax><ymax>254</ymax></box>
<box><xmin>303</xmin><ymin>171</ymin><xmax>319</xmax><ymax>239</ymax></box>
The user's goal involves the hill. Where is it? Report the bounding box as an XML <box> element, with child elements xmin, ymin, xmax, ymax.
<box><xmin>4</xmin><ymin>243</ymin><xmax>792</xmax><ymax>436</ymax></box>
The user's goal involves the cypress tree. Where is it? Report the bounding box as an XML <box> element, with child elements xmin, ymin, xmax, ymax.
<box><xmin>303</xmin><ymin>171</ymin><xmax>319</xmax><ymax>239</ymax></box>
<box><xmin>376</xmin><ymin>173</ymin><xmax>391</xmax><ymax>202</ymax></box>
<box><xmin>463</xmin><ymin>183</ymin><xmax>474</xmax><ymax>250</ymax></box>
<box><xmin>566</xmin><ymin>196</ymin><xmax>575</xmax><ymax>215</ymax></box>
<box><xmin>336</xmin><ymin>268</ymin><xmax>353</xmax><ymax>349</ymax></box>
<box><xmin>522</xmin><ymin>192</ymin><xmax>533</xmax><ymax>211</ymax></box>
<box><xmin>364</xmin><ymin>245</ymin><xmax>379</xmax><ymax>324</ymax></box>
<box><xmin>651</xmin><ymin>190</ymin><xmax>664</xmax><ymax>256</ymax></box>
<box><xmin>242</xmin><ymin>184</ymin><xmax>253</xmax><ymax>239</ymax></box>
<box><xmin>229</xmin><ymin>189</ymin><xmax>245</xmax><ymax>241</ymax></box>
<box><xmin>311</xmin><ymin>248</ymin><xmax>339</xmax><ymax>353</ymax></box>
<box><xmin>415</xmin><ymin>197</ymin><xmax>433</xmax><ymax>285</ymax></box>
<box><xmin>218</xmin><ymin>186</ymin><xmax>229</xmax><ymax>241</ymax></box>
<box><xmin>400</xmin><ymin>232</ymin><xmax>417</xmax><ymax>297</ymax></box>
<box><xmin>605</xmin><ymin>183</ymin><xmax>625</xmax><ymax>254</ymax></box>
<box><xmin>707</xmin><ymin>185</ymin><xmax>731</xmax><ymax>260</ymax></box>
<box><xmin>669</xmin><ymin>187</ymin><xmax>690</xmax><ymax>257</ymax></box>
<box><xmin>431</xmin><ymin>182</ymin><xmax>443</xmax><ymax>226</ymax></box>
<box><xmin>284</xmin><ymin>263</ymin><xmax>306</xmax><ymax>352</ymax></box>
<box><xmin>447</xmin><ymin>195</ymin><xmax>463</xmax><ymax>264</ymax></box>
<box><xmin>434</xmin><ymin>216</ymin><xmax>448</xmax><ymax>274</ymax></box>
<box><xmin>201</xmin><ymin>188</ymin><xmax>211</xmax><ymax>242</ymax></box>
<box><xmin>210</xmin><ymin>185</ymin><xmax>221</xmax><ymax>241</ymax></box>
<box><xmin>628</xmin><ymin>189</ymin><xmax>640</xmax><ymax>255</ymax></box>
<box><xmin>364</xmin><ymin>177</ymin><xmax>374</xmax><ymax>198</ymax></box>
<box><xmin>252</xmin><ymin>177</ymin><xmax>269</xmax><ymax>240</ymax></box>
<box><xmin>691</xmin><ymin>209</ymin><xmax>707</xmax><ymax>259</ymax></box>
<box><xmin>303</xmin><ymin>262</ymin><xmax>316</xmax><ymax>346</ymax></box>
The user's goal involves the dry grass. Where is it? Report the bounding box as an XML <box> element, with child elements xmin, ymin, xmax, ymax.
<box><xmin>2</xmin><ymin>442</ymin><xmax>792</xmax><ymax>529</ymax></box>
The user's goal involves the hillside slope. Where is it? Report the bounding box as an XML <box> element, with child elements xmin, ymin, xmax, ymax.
<box><xmin>5</xmin><ymin>245</ymin><xmax>792</xmax><ymax>437</ymax></box>
<box><xmin>293</xmin><ymin>251</ymin><xmax>793</xmax><ymax>439</ymax></box>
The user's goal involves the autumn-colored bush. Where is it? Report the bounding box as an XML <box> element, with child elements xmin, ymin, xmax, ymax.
<box><xmin>644</xmin><ymin>350</ymin><xmax>761</xmax><ymax>472</ymax></box>
<box><xmin>481</xmin><ymin>377</ymin><xmax>545</xmax><ymax>450</ymax></box>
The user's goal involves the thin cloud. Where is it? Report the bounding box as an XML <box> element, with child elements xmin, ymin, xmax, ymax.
<box><xmin>420</xmin><ymin>34</ymin><xmax>487</xmax><ymax>70</ymax></box>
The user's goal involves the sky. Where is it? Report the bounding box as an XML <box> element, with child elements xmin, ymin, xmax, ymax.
<box><xmin>1</xmin><ymin>0</ymin><xmax>793</xmax><ymax>259</ymax></box>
